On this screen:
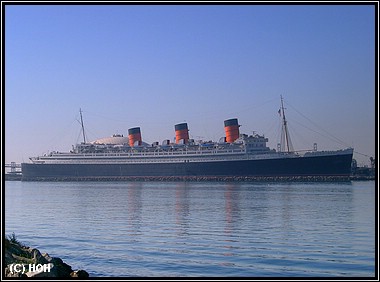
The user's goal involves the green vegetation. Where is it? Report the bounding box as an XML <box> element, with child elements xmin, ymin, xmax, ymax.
<box><xmin>6</xmin><ymin>232</ymin><xmax>24</xmax><ymax>247</ymax></box>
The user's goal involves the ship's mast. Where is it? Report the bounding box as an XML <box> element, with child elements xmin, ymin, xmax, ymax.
<box><xmin>79</xmin><ymin>108</ymin><xmax>87</xmax><ymax>143</ymax></box>
<box><xmin>280</xmin><ymin>96</ymin><xmax>293</xmax><ymax>152</ymax></box>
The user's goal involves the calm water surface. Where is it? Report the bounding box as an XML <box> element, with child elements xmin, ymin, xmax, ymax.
<box><xmin>5</xmin><ymin>181</ymin><xmax>375</xmax><ymax>277</ymax></box>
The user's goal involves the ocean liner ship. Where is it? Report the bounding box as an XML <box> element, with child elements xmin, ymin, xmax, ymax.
<box><xmin>21</xmin><ymin>98</ymin><xmax>354</xmax><ymax>181</ymax></box>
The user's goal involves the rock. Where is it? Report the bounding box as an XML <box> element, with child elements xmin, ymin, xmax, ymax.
<box><xmin>4</xmin><ymin>266</ymin><xmax>26</xmax><ymax>277</ymax></box>
<box><xmin>49</xmin><ymin>257</ymin><xmax>73</xmax><ymax>278</ymax></box>
<box><xmin>70</xmin><ymin>269</ymin><xmax>90</xmax><ymax>278</ymax></box>
<box><xmin>26</xmin><ymin>247</ymin><xmax>49</xmax><ymax>264</ymax></box>
<box><xmin>25</xmin><ymin>263</ymin><xmax>57</xmax><ymax>277</ymax></box>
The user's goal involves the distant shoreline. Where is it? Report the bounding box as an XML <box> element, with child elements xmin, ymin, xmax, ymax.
<box><xmin>5</xmin><ymin>174</ymin><xmax>375</xmax><ymax>182</ymax></box>
<box><xmin>5</xmin><ymin>174</ymin><xmax>22</xmax><ymax>181</ymax></box>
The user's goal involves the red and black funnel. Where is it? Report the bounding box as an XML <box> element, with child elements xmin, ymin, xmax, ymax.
<box><xmin>175</xmin><ymin>123</ymin><xmax>189</xmax><ymax>144</ymax></box>
<box><xmin>224</xmin><ymin>118</ymin><xmax>240</xmax><ymax>143</ymax></box>
<box><xmin>128</xmin><ymin>127</ymin><xmax>142</xmax><ymax>147</ymax></box>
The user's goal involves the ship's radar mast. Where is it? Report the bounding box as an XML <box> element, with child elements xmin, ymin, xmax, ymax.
<box><xmin>280</xmin><ymin>96</ymin><xmax>293</xmax><ymax>152</ymax></box>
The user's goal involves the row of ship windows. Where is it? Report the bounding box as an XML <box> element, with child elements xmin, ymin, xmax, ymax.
<box><xmin>49</xmin><ymin>157</ymin><xmax>248</xmax><ymax>164</ymax></box>
<box><xmin>247</xmin><ymin>143</ymin><xmax>265</xmax><ymax>147</ymax></box>
<box><xmin>54</xmin><ymin>150</ymin><xmax>246</xmax><ymax>157</ymax></box>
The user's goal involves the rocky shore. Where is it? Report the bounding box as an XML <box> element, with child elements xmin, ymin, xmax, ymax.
<box><xmin>4</xmin><ymin>234</ymin><xmax>89</xmax><ymax>278</ymax></box>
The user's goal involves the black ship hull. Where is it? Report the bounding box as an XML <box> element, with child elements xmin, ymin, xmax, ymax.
<box><xmin>21</xmin><ymin>152</ymin><xmax>353</xmax><ymax>181</ymax></box>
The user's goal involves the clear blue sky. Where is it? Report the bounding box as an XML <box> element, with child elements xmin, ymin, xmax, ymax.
<box><xmin>5</xmin><ymin>4</ymin><xmax>375</xmax><ymax>166</ymax></box>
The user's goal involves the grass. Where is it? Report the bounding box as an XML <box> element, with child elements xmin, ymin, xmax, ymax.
<box><xmin>6</xmin><ymin>232</ymin><xmax>25</xmax><ymax>247</ymax></box>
